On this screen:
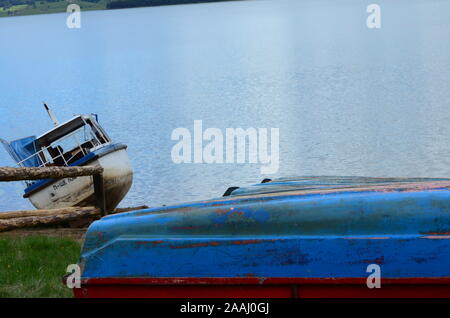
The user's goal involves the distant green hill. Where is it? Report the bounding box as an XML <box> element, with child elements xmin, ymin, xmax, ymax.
<box><xmin>0</xmin><ymin>0</ymin><xmax>240</xmax><ymax>17</ymax></box>
<box><xmin>0</xmin><ymin>0</ymin><xmax>107</xmax><ymax>17</ymax></box>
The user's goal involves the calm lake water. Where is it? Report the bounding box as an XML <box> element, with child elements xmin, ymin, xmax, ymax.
<box><xmin>0</xmin><ymin>0</ymin><xmax>449</xmax><ymax>211</ymax></box>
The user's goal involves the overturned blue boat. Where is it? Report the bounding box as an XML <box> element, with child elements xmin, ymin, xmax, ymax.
<box><xmin>73</xmin><ymin>177</ymin><xmax>450</xmax><ymax>298</ymax></box>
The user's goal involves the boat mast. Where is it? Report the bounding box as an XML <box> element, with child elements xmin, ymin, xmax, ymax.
<box><xmin>43</xmin><ymin>102</ymin><xmax>60</xmax><ymax>127</ymax></box>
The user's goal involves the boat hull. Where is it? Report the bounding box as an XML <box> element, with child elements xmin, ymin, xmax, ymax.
<box><xmin>73</xmin><ymin>177</ymin><xmax>450</xmax><ymax>298</ymax></box>
<box><xmin>74</xmin><ymin>234</ymin><xmax>450</xmax><ymax>298</ymax></box>
<box><xmin>26</xmin><ymin>145</ymin><xmax>133</xmax><ymax>212</ymax></box>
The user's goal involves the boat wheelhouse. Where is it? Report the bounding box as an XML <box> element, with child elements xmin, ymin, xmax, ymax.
<box><xmin>1</xmin><ymin>111</ymin><xmax>133</xmax><ymax>211</ymax></box>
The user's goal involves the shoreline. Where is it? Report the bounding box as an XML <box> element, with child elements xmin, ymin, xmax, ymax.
<box><xmin>0</xmin><ymin>0</ymin><xmax>243</xmax><ymax>18</ymax></box>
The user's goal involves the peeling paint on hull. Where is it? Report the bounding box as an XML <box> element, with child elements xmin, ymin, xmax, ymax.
<box><xmin>75</xmin><ymin>177</ymin><xmax>450</xmax><ymax>298</ymax></box>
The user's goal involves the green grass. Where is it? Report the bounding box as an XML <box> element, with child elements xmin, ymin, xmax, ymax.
<box><xmin>0</xmin><ymin>236</ymin><xmax>81</xmax><ymax>298</ymax></box>
<box><xmin>0</xmin><ymin>4</ymin><xmax>28</xmax><ymax>11</ymax></box>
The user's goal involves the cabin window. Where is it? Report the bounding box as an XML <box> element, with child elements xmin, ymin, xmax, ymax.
<box><xmin>43</xmin><ymin>123</ymin><xmax>107</xmax><ymax>166</ymax></box>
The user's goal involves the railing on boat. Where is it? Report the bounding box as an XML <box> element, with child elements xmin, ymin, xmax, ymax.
<box><xmin>12</xmin><ymin>116</ymin><xmax>108</xmax><ymax>187</ymax></box>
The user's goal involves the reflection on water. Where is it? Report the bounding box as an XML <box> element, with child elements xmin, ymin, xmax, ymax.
<box><xmin>0</xmin><ymin>0</ymin><xmax>450</xmax><ymax>210</ymax></box>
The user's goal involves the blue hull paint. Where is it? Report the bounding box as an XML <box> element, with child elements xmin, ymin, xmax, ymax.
<box><xmin>79</xmin><ymin>177</ymin><xmax>450</xmax><ymax>280</ymax></box>
<box><xmin>82</xmin><ymin>235</ymin><xmax>450</xmax><ymax>279</ymax></box>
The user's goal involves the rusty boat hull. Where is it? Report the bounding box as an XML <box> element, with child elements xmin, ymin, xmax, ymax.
<box><xmin>73</xmin><ymin>177</ymin><xmax>450</xmax><ymax>298</ymax></box>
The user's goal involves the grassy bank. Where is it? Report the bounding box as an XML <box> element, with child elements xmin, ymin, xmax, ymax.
<box><xmin>0</xmin><ymin>0</ymin><xmax>108</xmax><ymax>18</ymax></box>
<box><xmin>0</xmin><ymin>236</ymin><xmax>81</xmax><ymax>297</ymax></box>
<box><xmin>0</xmin><ymin>0</ymin><xmax>241</xmax><ymax>18</ymax></box>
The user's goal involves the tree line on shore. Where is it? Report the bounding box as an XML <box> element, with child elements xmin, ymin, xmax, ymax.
<box><xmin>107</xmin><ymin>0</ymin><xmax>238</xmax><ymax>9</ymax></box>
<box><xmin>0</xmin><ymin>0</ymin><xmax>99</xmax><ymax>10</ymax></box>
<box><xmin>0</xmin><ymin>0</ymin><xmax>238</xmax><ymax>10</ymax></box>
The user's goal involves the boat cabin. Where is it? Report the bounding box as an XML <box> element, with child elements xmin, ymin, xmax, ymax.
<box><xmin>1</xmin><ymin>114</ymin><xmax>111</xmax><ymax>186</ymax></box>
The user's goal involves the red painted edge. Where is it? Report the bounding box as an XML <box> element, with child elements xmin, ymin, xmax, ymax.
<box><xmin>71</xmin><ymin>277</ymin><xmax>450</xmax><ymax>298</ymax></box>
<box><xmin>78</xmin><ymin>276</ymin><xmax>450</xmax><ymax>285</ymax></box>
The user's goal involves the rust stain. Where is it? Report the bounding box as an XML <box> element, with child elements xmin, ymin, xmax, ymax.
<box><xmin>170</xmin><ymin>241</ymin><xmax>221</xmax><ymax>249</ymax></box>
<box><xmin>423</xmin><ymin>231</ymin><xmax>450</xmax><ymax>235</ymax></box>
<box><xmin>372</xmin><ymin>256</ymin><xmax>385</xmax><ymax>264</ymax></box>
<box><xmin>230</xmin><ymin>239</ymin><xmax>278</xmax><ymax>245</ymax></box>
<box><xmin>215</xmin><ymin>207</ymin><xmax>242</xmax><ymax>215</ymax></box>
<box><xmin>135</xmin><ymin>240</ymin><xmax>164</xmax><ymax>245</ymax></box>
<box><xmin>210</xmin><ymin>202</ymin><xmax>228</xmax><ymax>207</ymax></box>
<box><xmin>350</xmin><ymin>255</ymin><xmax>385</xmax><ymax>265</ymax></box>
<box><xmin>231</xmin><ymin>239</ymin><xmax>262</xmax><ymax>245</ymax></box>
<box><xmin>423</xmin><ymin>235</ymin><xmax>450</xmax><ymax>239</ymax></box>
<box><xmin>215</xmin><ymin>208</ymin><xmax>232</xmax><ymax>215</ymax></box>
<box><xmin>171</xmin><ymin>242</ymin><xmax>209</xmax><ymax>249</ymax></box>
<box><xmin>345</xmin><ymin>237</ymin><xmax>390</xmax><ymax>240</ymax></box>
<box><xmin>170</xmin><ymin>239</ymin><xmax>279</xmax><ymax>249</ymax></box>
<box><xmin>228</xmin><ymin>211</ymin><xmax>244</xmax><ymax>217</ymax></box>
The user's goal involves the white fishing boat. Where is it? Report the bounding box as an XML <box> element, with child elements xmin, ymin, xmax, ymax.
<box><xmin>0</xmin><ymin>104</ymin><xmax>133</xmax><ymax>211</ymax></box>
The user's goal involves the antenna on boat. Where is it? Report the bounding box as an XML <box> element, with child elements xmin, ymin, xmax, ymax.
<box><xmin>43</xmin><ymin>102</ymin><xmax>60</xmax><ymax>127</ymax></box>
